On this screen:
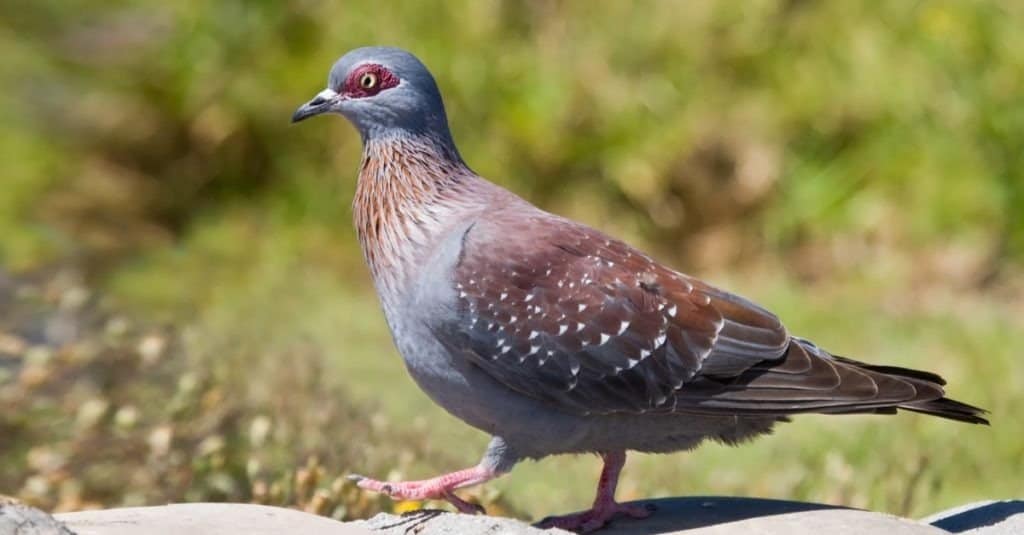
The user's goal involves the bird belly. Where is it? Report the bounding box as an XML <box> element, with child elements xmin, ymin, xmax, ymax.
<box><xmin>390</xmin><ymin>313</ymin><xmax>782</xmax><ymax>458</ymax></box>
<box><xmin>570</xmin><ymin>412</ymin><xmax>782</xmax><ymax>454</ymax></box>
<box><xmin>390</xmin><ymin>315</ymin><xmax>591</xmax><ymax>456</ymax></box>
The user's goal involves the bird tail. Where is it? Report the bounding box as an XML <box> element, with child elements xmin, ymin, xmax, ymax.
<box><xmin>900</xmin><ymin>397</ymin><xmax>990</xmax><ymax>424</ymax></box>
<box><xmin>828</xmin><ymin>354</ymin><xmax>989</xmax><ymax>425</ymax></box>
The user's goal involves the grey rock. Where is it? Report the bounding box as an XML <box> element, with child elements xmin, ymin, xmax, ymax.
<box><xmin>358</xmin><ymin>510</ymin><xmax>569</xmax><ymax>535</ymax></box>
<box><xmin>9</xmin><ymin>498</ymin><xmax>1016</xmax><ymax>534</ymax></box>
<box><xmin>54</xmin><ymin>503</ymin><xmax>370</xmax><ymax>535</ymax></box>
<box><xmin>595</xmin><ymin>497</ymin><xmax>946</xmax><ymax>534</ymax></box>
<box><xmin>924</xmin><ymin>500</ymin><xmax>1024</xmax><ymax>534</ymax></box>
<box><xmin>360</xmin><ymin>497</ymin><xmax>946</xmax><ymax>535</ymax></box>
<box><xmin>0</xmin><ymin>499</ymin><xmax>75</xmax><ymax>535</ymax></box>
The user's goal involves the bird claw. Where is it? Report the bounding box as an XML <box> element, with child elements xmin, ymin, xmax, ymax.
<box><xmin>538</xmin><ymin>501</ymin><xmax>653</xmax><ymax>533</ymax></box>
<box><xmin>442</xmin><ymin>490</ymin><xmax>486</xmax><ymax>515</ymax></box>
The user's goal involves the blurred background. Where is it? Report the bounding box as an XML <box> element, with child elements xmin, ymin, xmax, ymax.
<box><xmin>1</xmin><ymin>0</ymin><xmax>1021</xmax><ymax>523</ymax></box>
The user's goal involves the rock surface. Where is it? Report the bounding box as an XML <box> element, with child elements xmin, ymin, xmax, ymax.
<box><xmin>55</xmin><ymin>503</ymin><xmax>370</xmax><ymax>535</ymax></box>
<box><xmin>361</xmin><ymin>497</ymin><xmax>943</xmax><ymax>535</ymax></box>
<box><xmin>923</xmin><ymin>500</ymin><xmax>1024</xmax><ymax>534</ymax></box>
<box><xmin>0</xmin><ymin>497</ymin><xmax>75</xmax><ymax>535</ymax></box>
<box><xmin>581</xmin><ymin>497</ymin><xmax>944</xmax><ymax>534</ymax></box>
<box><xmin>358</xmin><ymin>509</ymin><xmax>567</xmax><ymax>535</ymax></box>
<box><xmin>0</xmin><ymin>497</ymin><xmax>1019</xmax><ymax>534</ymax></box>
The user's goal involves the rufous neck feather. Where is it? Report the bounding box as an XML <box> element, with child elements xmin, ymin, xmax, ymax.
<box><xmin>353</xmin><ymin>134</ymin><xmax>474</xmax><ymax>298</ymax></box>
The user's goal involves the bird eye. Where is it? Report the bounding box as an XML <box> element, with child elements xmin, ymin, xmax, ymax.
<box><xmin>359</xmin><ymin>72</ymin><xmax>378</xmax><ymax>90</ymax></box>
<box><xmin>344</xmin><ymin>64</ymin><xmax>397</xmax><ymax>97</ymax></box>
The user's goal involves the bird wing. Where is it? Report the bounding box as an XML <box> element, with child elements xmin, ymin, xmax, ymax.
<box><xmin>433</xmin><ymin>213</ymin><xmax>951</xmax><ymax>417</ymax></box>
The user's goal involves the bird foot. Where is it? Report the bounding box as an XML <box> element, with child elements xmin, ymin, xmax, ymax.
<box><xmin>349</xmin><ymin>467</ymin><xmax>491</xmax><ymax>515</ymax></box>
<box><xmin>538</xmin><ymin>501</ymin><xmax>654</xmax><ymax>533</ymax></box>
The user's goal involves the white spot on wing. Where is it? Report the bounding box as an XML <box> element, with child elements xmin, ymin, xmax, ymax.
<box><xmin>667</xmin><ymin>304</ymin><xmax>677</xmax><ymax>317</ymax></box>
<box><xmin>618</xmin><ymin>320</ymin><xmax>630</xmax><ymax>334</ymax></box>
<box><xmin>558</xmin><ymin>325</ymin><xmax>568</xmax><ymax>335</ymax></box>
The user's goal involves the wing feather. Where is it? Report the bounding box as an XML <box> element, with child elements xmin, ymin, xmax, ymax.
<box><xmin>433</xmin><ymin>214</ymin><xmax>976</xmax><ymax>420</ymax></box>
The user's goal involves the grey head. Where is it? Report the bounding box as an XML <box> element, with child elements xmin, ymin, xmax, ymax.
<box><xmin>292</xmin><ymin>47</ymin><xmax>455</xmax><ymax>145</ymax></box>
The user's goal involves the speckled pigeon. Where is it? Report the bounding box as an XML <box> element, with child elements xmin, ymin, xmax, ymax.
<box><xmin>292</xmin><ymin>47</ymin><xmax>988</xmax><ymax>532</ymax></box>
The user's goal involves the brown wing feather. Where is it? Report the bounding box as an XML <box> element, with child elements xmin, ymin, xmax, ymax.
<box><xmin>437</xmin><ymin>213</ymin><xmax>987</xmax><ymax>423</ymax></box>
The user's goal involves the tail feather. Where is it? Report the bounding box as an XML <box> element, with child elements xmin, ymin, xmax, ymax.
<box><xmin>829</xmin><ymin>353</ymin><xmax>989</xmax><ymax>425</ymax></box>
<box><xmin>902</xmin><ymin>397</ymin><xmax>989</xmax><ymax>425</ymax></box>
<box><xmin>830</xmin><ymin>355</ymin><xmax>947</xmax><ymax>386</ymax></box>
<box><xmin>794</xmin><ymin>341</ymin><xmax>988</xmax><ymax>425</ymax></box>
<box><xmin>676</xmin><ymin>338</ymin><xmax>989</xmax><ymax>425</ymax></box>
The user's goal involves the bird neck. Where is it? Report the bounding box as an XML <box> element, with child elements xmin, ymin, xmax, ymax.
<box><xmin>353</xmin><ymin>133</ymin><xmax>478</xmax><ymax>299</ymax></box>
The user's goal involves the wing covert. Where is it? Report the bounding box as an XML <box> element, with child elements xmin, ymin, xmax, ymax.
<box><xmin>435</xmin><ymin>216</ymin><xmax>791</xmax><ymax>415</ymax></box>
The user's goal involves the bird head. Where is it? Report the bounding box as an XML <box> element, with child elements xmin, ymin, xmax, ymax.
<box><xmin>292</xmin><ymin>47</ymin><xmax>454</xmax><ymax>144</ymax></box>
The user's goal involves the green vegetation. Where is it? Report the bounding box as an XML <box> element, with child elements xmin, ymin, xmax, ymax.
<box><xmin>1</xmin><ymin>0</ymin><xmax>1021</xmax><ymax>523</ymax></box>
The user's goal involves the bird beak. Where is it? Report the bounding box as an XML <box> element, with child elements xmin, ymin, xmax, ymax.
<box><xmin>291</xmin><ymin>88</ymin><xmax>340</xmax><ymax>123</ymax></box>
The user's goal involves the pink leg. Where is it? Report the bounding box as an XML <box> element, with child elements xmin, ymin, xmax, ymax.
<box><xmin>349</xmin><ymin>465</ymin><xmax>496</xmax><ymax>514</ymax></box>
<box><xmin>538</xmin><ymin>451</ymin><xmax>653</xmax><ymax>532</ymax></box>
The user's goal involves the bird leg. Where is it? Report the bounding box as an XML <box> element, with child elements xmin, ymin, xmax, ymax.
<box><xmin>537</xmin><ymin>451</ymin><xmax>653</xmax><ymax>532</ymax></box>
<box><xmin>349</xmin><ymin>464</ymin><xmax>496</xmax><ymax>515</ymax></box>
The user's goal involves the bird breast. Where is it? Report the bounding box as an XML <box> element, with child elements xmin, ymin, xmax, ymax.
<box><xmin>352</xmin><ymin>136</ymin><xmax>483</xmax><ymax>304</ymax></box>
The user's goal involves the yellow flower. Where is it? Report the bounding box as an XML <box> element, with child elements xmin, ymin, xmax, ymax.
<box><xmin>393</xmin><ymin>500</ymin><xmax>423</xmax><ymax>514</ymax></box>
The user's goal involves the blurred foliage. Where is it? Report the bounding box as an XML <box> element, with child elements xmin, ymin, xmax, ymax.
<box><xmin>0</xmin><ymin>1</ymin><xmax>1022</xmax><ymax>275</ymax></box>
<box><xmin>0</xmin><ymin>268</ymin><xmax>510</xmax><ymax>517</ymax></box>
<box><xmin>0</xmin><ymin>0</ymin><xmax>1022</xmax><ymax>524</ymax></box>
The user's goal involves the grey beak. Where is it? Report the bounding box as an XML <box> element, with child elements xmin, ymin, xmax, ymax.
<box><xmin>292</xmin><ymin>89</ymin><xmax>340</xmax><ymax>123</ymax></box>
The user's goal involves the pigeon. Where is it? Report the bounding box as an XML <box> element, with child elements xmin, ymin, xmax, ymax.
<box><xmin>292</xmin><ymin>47</ymin><xmax>988</xmax><ymax>532</ymax></box>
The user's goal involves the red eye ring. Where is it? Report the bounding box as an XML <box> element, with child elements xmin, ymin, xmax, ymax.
<box><xmin>343</xmin><ymin>64</ymin><xmax>399</xmax><ymax>98</ymax></box>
